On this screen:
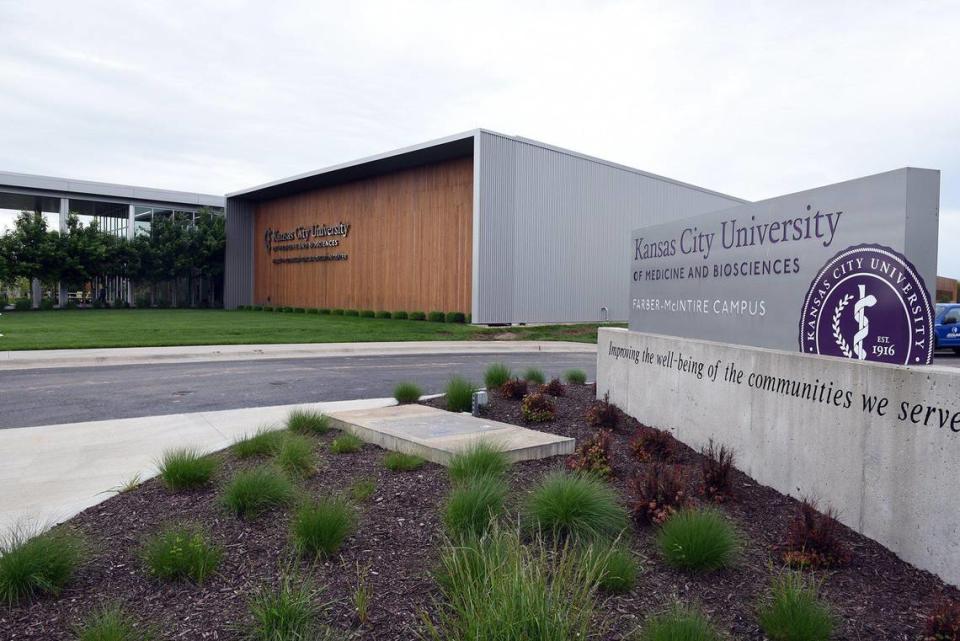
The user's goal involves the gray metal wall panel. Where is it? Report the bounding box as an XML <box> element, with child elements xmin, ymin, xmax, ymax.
<box><xmin>224</xmin><ymin>197</ymin><xmax>255</xmax><ymax>309</ymax></box>
<box><xmin>475</xmin><ymin>132</ymin><xmax>744</xmax><ymax>324</ymax></box>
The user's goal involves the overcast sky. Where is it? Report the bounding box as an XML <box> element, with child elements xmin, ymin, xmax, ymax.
<box><xmin>1</xmin><ymin>1</ymin><xmax>959</xmax><ymax>273</ymax></box>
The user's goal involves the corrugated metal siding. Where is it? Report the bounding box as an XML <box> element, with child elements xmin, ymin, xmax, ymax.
<box><xmin>224</xmin><ymin>197</ymin><xmax>255</xmax><ymax>309</ymax></box>
<box><xmin>475</xmin><ymin>132</ymin><xmax>744</xmax><ymax>324</ymax></box>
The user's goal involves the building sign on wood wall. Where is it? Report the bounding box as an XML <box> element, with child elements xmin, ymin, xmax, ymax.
<box><xmin>264</xmin><ymin>222</ymin><xmax>350</xmax><ymax>264</ymax></box>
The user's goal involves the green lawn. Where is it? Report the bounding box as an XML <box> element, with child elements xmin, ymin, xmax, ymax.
<box><xmin>0</xmin><ymin>309</ymin><xmax>622</xmax><ymax>350</ymax></box>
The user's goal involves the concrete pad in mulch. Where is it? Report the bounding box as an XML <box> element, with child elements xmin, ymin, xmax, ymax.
<box><xmin>326</xmin><ymin>404</ymin><xmax>575</xmax><ymax>465</ymax></box>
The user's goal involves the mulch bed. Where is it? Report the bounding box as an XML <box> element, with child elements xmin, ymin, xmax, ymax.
<box><xmin>4</xmin><ymin>384</ymin><xmax>959</xmax><ymax>639</ymax></box>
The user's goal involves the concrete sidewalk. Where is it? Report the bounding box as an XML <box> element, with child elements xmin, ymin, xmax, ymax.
<box><xmin>0</xmin><ymin>398</ymin><xmax>394</xmax><ymax>533</ymax></box>
<box><xmin>0</xmin><ymin>340</ymin><xmax>596</xmax><ymax>370</ymax></box>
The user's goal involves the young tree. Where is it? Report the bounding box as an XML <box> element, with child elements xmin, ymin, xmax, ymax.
<box><xmin>6</xmin><ymin>212</ymin><xmax>61</xmax><ymax>303</ymax></box>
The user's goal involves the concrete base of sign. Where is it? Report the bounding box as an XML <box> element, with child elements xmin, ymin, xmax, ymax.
<box><xmin>597</xmin><ymin>327</ymin><xmax>960</xmax><ymax>587</ymax></box>
<box><xmin>325</xmin><ymin>404</ymin><xmax>575</xmax><ymax>465</ymax></box>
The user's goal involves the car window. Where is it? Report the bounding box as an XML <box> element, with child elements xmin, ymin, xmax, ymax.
<box><xmin>945</xmin><ymin>309</ymin><xmax>960</xmax><ymax>324</ymax></box>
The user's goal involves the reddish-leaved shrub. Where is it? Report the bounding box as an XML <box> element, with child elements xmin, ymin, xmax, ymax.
<box><xmin>586</xmin><ymin>393</ymin><xmax>620</xmax><ymax>430</ymax></box>
<box><xmin>540</xmin><ymin>378</ymin><xmax>566</xmax><ymax>397</ymax></box>
<box><xmin>629</xmin><ymin>426</ymin><xmax>677</xmax><ymax>462</ymax></box>
<box><xmin>521</xmin><ymin>392</ymin><xmax>556</xmax><ymax>423</ymax></box>
<box><xmin>629</xmin><ymin>462</ymin><xmax>688</xmax><ymax>526</ymax></box>
<box><xmin>700</xmin><ymin>439</ymin><xmax>735</xmax><ymax>502</ymax></box>
<box><xmin>500</xmin><ymin>378</ymin><xmax>528</xmax><ymax>401</ymax></box>
<box><xmin>566</xmin><ymin>430</ymin><xmax>613</xmax><ymax>478</ymax></box>
<box><xmin>923</xmin><ymin>599</ymin><xmax>960</xmax><ymax>641</ymax></box>
<box><xmin>781</xmin><ymin>499</ymin><xmax>851</xmax><ymax>568</ymax></box>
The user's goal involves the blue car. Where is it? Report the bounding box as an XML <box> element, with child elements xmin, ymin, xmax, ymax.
<box><xmin>935</xmin><ymin>303</ymin><xmax>960</xmax><ymax>352</ymax></box>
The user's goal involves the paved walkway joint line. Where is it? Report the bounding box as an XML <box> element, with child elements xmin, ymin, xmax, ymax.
<box><xmin>326</xmin><ymin>404</ymin><xmax>575</xmax><ymax>465</ymax></box>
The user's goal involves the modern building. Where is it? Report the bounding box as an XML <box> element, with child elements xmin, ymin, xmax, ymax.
<box><xmin>224</xmin><ymin>130</ymin><xmax>745</xmax><ymax>323</ymax></box>
<box><xmin>0</xmin><ymin>170</ymin><xmax>225</xmax><ymax>305</ymax></box>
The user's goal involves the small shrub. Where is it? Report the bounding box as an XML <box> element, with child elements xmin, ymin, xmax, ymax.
<box><xmin>630</xmin><ymin>426</ymin><xmax>677</xmax><ymax>462</ymax></box>
<box><xmin>331</xmin><ymin>308</ymin><xmax>344</xmax><ymax>315</ymax></box>
<box><xmin>500</xmin><ymin>378</ymin><xmax>528</xmax><ymax>400</ymax></box>
<box><xmin>541</xmin><ymin>378</ymin><xmax>566</xmax><ymax>397</ymax></box>
<box><xmin>0</xmin><ymin>527</ymin><xmax>85</xmax><ymax>605</ymax></box>
<box><xmin>384</xmin><ymin>451</ymin><xmax>426</xmax><ymax>472</ymax></box>
<box><xmin>521</xmin><ymin>392</ymin><xmax>555</xmax><ymax>423</ymax></box>
<box><xmin>582</xmin><ymin>543</ymin><xmax>638</xmax><ymax>593</ymax></box>
<box><xmin>523</xmin><ymin>471</ymin><xmax>628</xmax><ymax>541</ymax></box>
<box><xmin>282</xmin><ymin>306</ymin><xmax>294</xmax><ymax>313</ymax></box>
<box><xmin>318</xmin><ymin>308</ymin><xmax>331</xmax><ymax>314</ymax></box>
<box><xmin>781</xmin><ymin>499</ymin><xmax>851</xmax><ymax>569</ymax></box>
<box><xmin>635</xmin><ymin>604</ymin><xmax>722</xmax><ymax>641</ymax></box>
<box><xmin>294</xmin><ymin>307</ymin><xmax>306</xmax><ymax>313</ymax></box>
<box><xmin>586</xmin><ymin>392</ymin><xmax>620</xmax><ymax>429</ymax></box>
<box><xmin>252</xmin><ymin>305</ymin><xmax>264</xmax><ymax>311</ymax></box>
<box><xmin>566</xmin><ymin>429</ymin><xmax>613</xmax><ymax>478</ymax></box>
<box><xmin>330</xmin><ymin>433</ymin><xmax>364</xmax><ymax>454</ymax></box>
<box><xmin>523</xmin><ymin>367</ymin><xmax>546</xmax><ymax>385</ymax></box>
<box><xmin>375</xmin><ymin>310</ymin><xmax>392</xmax><ymax>319</ymax></box>
<box><xmin>444</xmin><ymin>475</ymin><xmax>508</xmax><ymax>538</ymax></box>
<box><xmin>141</xmin><ymin>524</ymin><xmax>221</xmax><ymax>583</ymax></box>
<box><xmin>657</xmin><ymin>507</ymin><xmax>740</xmax><ymax>571</ymax></box>
<box><xmin>247</xmin><ymin>574</ymin><xmax>328</xmax><ymax>641</ymax></box>
<box><xmin>445</xmin><ymin>376</ymin><xmax>476</xmax><ymax>412</ymax></box>
<box><xmin>484</xmin><ymin>362</ymin><xmax>512</xmax><ymax>389</ymax></box>
<box><xmin>393</xmin><ymin>310</ymin><xmax>408</xmax><ymax>319</ymax></box>
<box><xmin>349</xmin><ymin>478</ymin><xmax>376</xmax><ymax>503</ymax></box>
<box><xmin>221</xmin><ymin>466</ymin><xmax>296</xmax><ymax>518</ymax></box>
<box><xmin>291</xmin><ymin>497</ymin><xmax>356</xmax><ymax>558</ymax></box>
<box><xmin>286</xmin><ymin>409</ymin><xmax>330</xmax><ymax>435</ymax></box>
<box><xmin>924</xmin><ymin>599</ymin><xmax>960</xmax><ymax>641</ymax></box>
<box><xmin>262</xmin><ymin>306</ymin><xmax>274</xmax><ymax>312</ymax></box>
<box><xmin>233</xmin><ymin>427</ymin><xmax>285</xmax><ymax>458</ymax></box>
<box><xmin>344</xmin><ymin>309</ymin><xmax>359</xmax><ymax>317</ymax></box>
<box><xmin>277</xmin><ymin>434</ymin><xmax>317</xmax><ymax>477</ymax></box>
<box><xmin>428</xmin><ymin>311</ymin><xmax>446</xmax><ymax>322</ymax></box>
<box><xmin>409</xmin><ymin>311</ymin><xmax>426</xmax><ymax>321</ymax></box>
<box><xmin>74</xmin><ymin>604</ymin><xmax>153</xmax><ymax>641</ymax></box>
<box><xmin>64</xmin><ymin>301</ymin><xmax>78</xmax><ymax>311</ymax></box>
<box><xmin>360</xmin><ymin>309</ymin><xmax>375</xmax><ymax>318</ymax></box>
<box><xmin>448</xmin><ymin>441</ymin><xmax>509</xmax><ymax>483</ymax></box>
<box><xmin>157</xmin><ymin>447</ymin><xmax>217</xmax><ymax>490</ymax></box>
<box><xmin>445</xmin><ymin>311</ymin><xmax>466</xmax><ymax>323</ymax></box>
<box><xmin>630</xmin><ymin>462</ymin><xmax>689</xmax><ymax>526</ymax></box>
<box><xmin>758</xmin><ymin>572</ymin><xmax>835</xmax><ymax>641</ymax></box>
<box><xmin>13</xmin><ymin>298</ymin><xmax>31</xmax><ymax>311</ymax></box>
<box><xmin>700</xmin><ymin>439</ymin><xmax>735</xmax><ymax>502</ymax></box>
<box><xmin>306</xmin><ymin>308</ymin><xmax>320</xmax><ymax>314</ymax></box>
<box><xmin>393</xmin><ymin>381</ymin><xmax>422</xmax><ymax>404</ymax></box>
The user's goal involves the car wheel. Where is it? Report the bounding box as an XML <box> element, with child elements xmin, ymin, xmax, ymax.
<box><xmin>953</xmin><ymin>347</ymin><xmax>960</xmax><ymax>355</ymax></box>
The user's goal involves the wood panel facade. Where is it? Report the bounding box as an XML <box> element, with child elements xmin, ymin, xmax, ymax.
<box><xmin>253</xmin><ymin>157</ymin><xmax>473</xmax><ymax>313</ymax></box>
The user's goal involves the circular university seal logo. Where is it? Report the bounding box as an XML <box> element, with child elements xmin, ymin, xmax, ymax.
<box><xmin>799</xmin><ymin>244</ymin><xmax>933</xmax><ymax>365</ymax></box>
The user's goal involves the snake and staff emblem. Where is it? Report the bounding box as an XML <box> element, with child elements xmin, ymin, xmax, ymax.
<box><xmin>852</xmin><ymin>284</ymin><xmax>877</xmax><ymax>360</ymax></box>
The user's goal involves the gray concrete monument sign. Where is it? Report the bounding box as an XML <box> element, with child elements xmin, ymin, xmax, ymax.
<box><xmin>629</xmin><ymin>168</ymin><xmax>940</xmax><ymax>365</ymax></box>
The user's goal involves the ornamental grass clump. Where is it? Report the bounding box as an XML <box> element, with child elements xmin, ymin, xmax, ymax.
<box><xmin>581</xmin><ymin>542</ymin><xmax>638</xmax><ymax>593</ymax></box>
<box><xmin>780</xmin><ymin>499</ymin><xmax>851</xmax><ymax>569</ymax></box>
<box><xmin>564</xmin><ymin>369</ymin><xmax>588</xmax><ymax>385</ymax></box>
<box><xmin>634</xmin><ymin>604</ymin><xmax>722</xmax><ymax>641</ymax></box>
<box><xmin>291</xmin><ymin>497</ymin><xmax>356</xmax><ymax>559</ymax></box>
<box><xmin>630</xmin><ymin>462</ymin><xmax>689</xmax><ymax>526</ymax></box>
<box><xmin>276</xmin><ymin>434</ymin><xmax>317</xmax><ymax>477</ymax></box>
<box><xmin>499</xmin><ymin>378</ymin><xmax>528</xmax><ymax>400</ymax></box>
<box><xmin>384</xmin><ymin>451</ymin><xmax>426</xmax><ymax>472</ymax></box>
<box><xmin>74</xmin><ymin>604</ymin><xmax>154</xmax><ymax>641</ymax></box>
<box><xmin>630</xmin><ymin>426</ymin><xmax>677</xmax><ymax>462</ymax></box>
<box><xmin>393</xmin><ymin>381</ymin><xmax>422</xmax><ymax>404</ymax></box>
<box><xmin>286</xmin><ymin>409</ymin><xmax>330</xmax><ymax>435</ymax></box>
<box><xmin>757</xmin><ymin>572</ymin><xmax>835</xmax><ymax>641</ymax></box>
<box><xmin>0</xmin><ymin>527</ymin><xmax>85</xmax><ymax>606</ymax></box>
<box><xmin>566</xmin><ymin>429</ymin><xmax>613</xmax><ymax>478</ymax></box>
<box><xmin>483</xmin><ymin>362</ymin><xmax>512</xmax><ymax>389</ymax></box>
<box><xmin>523</xmin><ymin>367</ymin><xmax>546</xmax><ymax>385</ymax></box>
<box><xmin>443</xmin><ymin>475</ymin><xmax>508</xmax><ymax>539</ymax></box>
<box><xmin>923</xmin><ymin>599</ymin><xmax>960</xmax><ymax>641</ymax></box>
<box><xmin>586</xmin><ymin>392</ymin><xmax>620</xmax><ymax>430</ymax></box>
<box><xmin>448</xmin><ymin>441</ymin><xmax>509</xmax><ymax>484</ymax></box>
<box><xmin>348</xmin><ymin>478</ymin><xmax>376</xmax><ymax>503</ymax></box>
<box><xmin>428</xmin><ymin>528</ymin><xmax>601</xmax><ymax>641</ymax></box>
<box><xmin>220</xmin><ymin>466</ymin><xmax>297</xmax><ymax>518</ymax></box>
<box><xmin>540</xmin><ymin>378</ymin><xmax>566</xmax><ymax>397</ymax></box>
<box><xmin>247</xmin><ymin>574</ymin><xmax>336</xmax><ymax>641</ymax></box>
<box><xmin>329</xmin><ymin>433</ymin><xmax>364</xmax><ymax>454</ymax></box>
<box><xmin>523</xmin><ymin>471</ymin><xmax>628</xmax><ymax>541</ymax></box>
<box><xmin>700</xmin><ymin>439</ymin><xmax>735</xmax><ymax>502</ymax></box>
<box><xmin>445</xmin><ymin>376</ymin><xmax>477</xmax><ymax>412</ymax></box>
<box><xmin>521</xmin><ymin>392</ymin><xmax>555</xmax><ymax>423</ymax></box>
<box><xmin>157</xmin><ymin>447</ymin><xmax>217</xmax><ymax>490</ymax></box>
<box><xmin>657</xmin><ymin>507</ymin><xmax>741</xmax><ymax>571</ymax></box>
<box><xmin>141</xmin><ymin>524</ymin><xmax>222</xmax><ymax>583</ymax></box>
<box><xmin>233</xmin><ymin>427</ymin><xmax>285</xmax><ymax>458</ymax></box>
